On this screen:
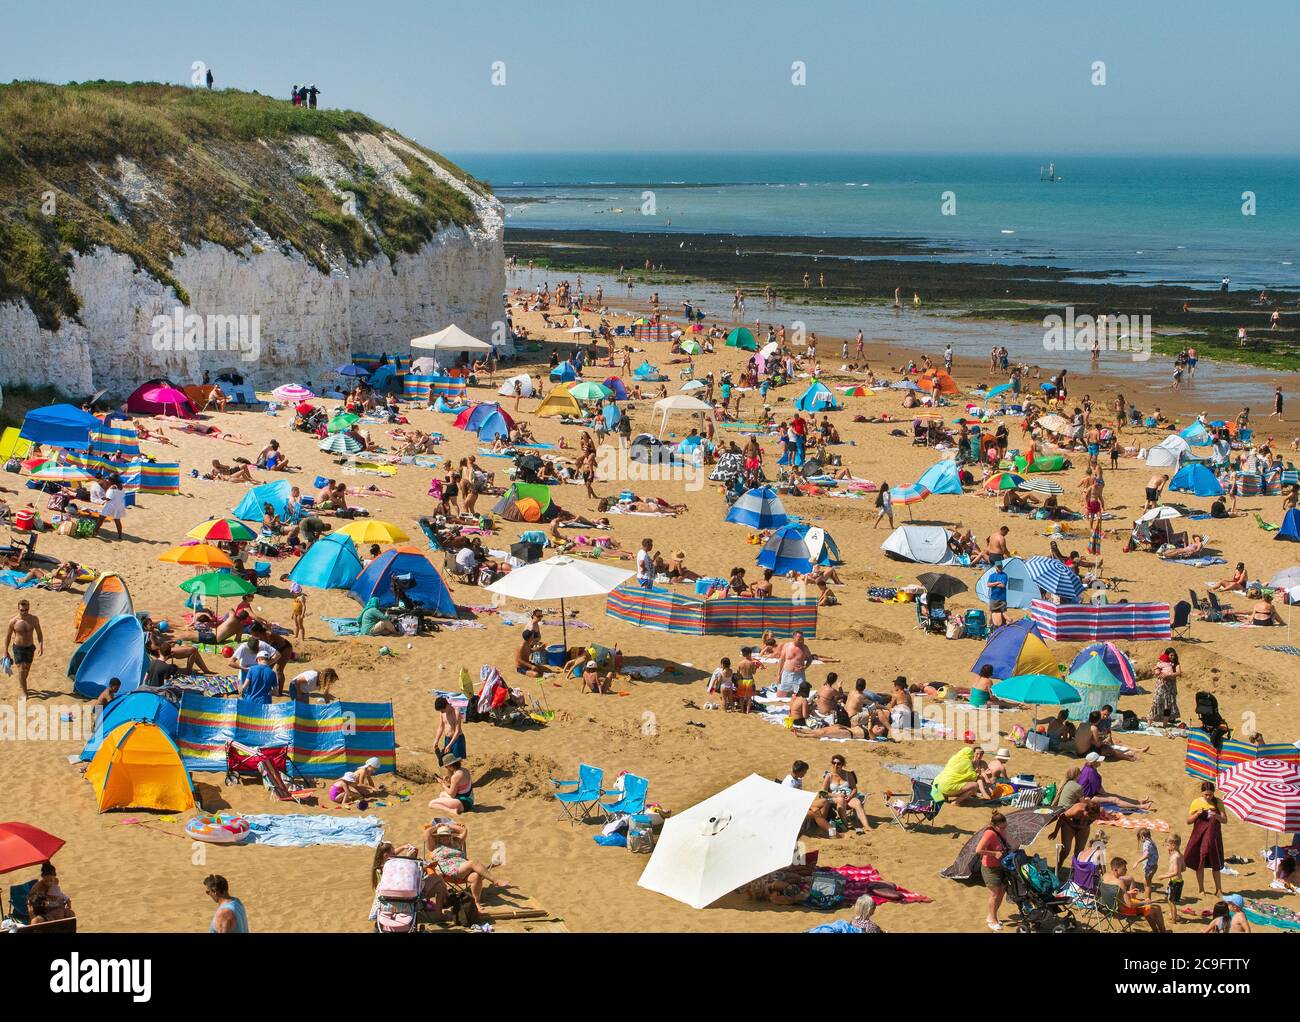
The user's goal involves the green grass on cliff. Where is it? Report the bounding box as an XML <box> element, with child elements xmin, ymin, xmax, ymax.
<box><xmin>0</xmin><ymin>81</ymin><xmax>491</xmax><ymax>329</ymax></box>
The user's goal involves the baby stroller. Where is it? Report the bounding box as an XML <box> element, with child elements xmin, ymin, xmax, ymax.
<box><xmin>374</xmin><ymin>854</ymin><xmax>424</xmax><ymax>934</ymax></box>
<box><xmin>293</xmin><ymin>407</ymin><xmax>328</xmax><ymax>436</ymax></box>
<box><xmin>1001</xmin><ymin>848</ymin><xmax>1079</xmax><ymax>933</ymax></box>
<box><xmin>1195</xmin><ymin>691</ymin><xmax>1232</xmax><ymax>749</ymax></box>
<box><xmin>225</xmin><ymin>741</ymin><xmax>315</xmax><ymax>803</ymax></box>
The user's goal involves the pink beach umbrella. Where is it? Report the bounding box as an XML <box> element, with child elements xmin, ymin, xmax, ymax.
<box><xmin>140</xmin><ymin>384</ymin><xmax>193</xmax><ymax>417</ymax></box>
<box><xmin>272</xmin><ymin>384</ymin><xmax>314</xmax><ymax>403</ymax></box>
<box><xmin>1219</xmin><ymin>759</ymin><xmax>1300</xmax><ymax>836</ymax></box>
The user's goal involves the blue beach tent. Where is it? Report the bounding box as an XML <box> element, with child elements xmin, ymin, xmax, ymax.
<box><xmin>1277</xmin><ymin>509</ymin><xmax>1300</xmax><ymax>542</ymax></box>
<box><xmin>80</xmin><ymin>690</ymin><xmax>179</xmax><ymax>761</ymax></box>
<box><xmin>793</xmin><ymin>381</ymin><xmax>840</xmax><ymax>412</ymax></box>
<box><xmin>70</xmin><ymin>614</ymin><xmax>148</xmax><ymax>698</ymax></box>
<box><xmin>726</xmin><ymin>487</ymin><xmax>791</xmax><ymax>529</ymax></box>
<box><xmin>348</xmin><ymin>547</ymin><xmax>457</xmax><ymax>616</ymax></box>
<box><xmin>756</xmin><ymin>523</ymin><xmax>842</xmax><ymax>574</ymax></box>
<box><xmin>1169</xmin><ymin>463</ymin><xmax>1224</xmax><ymax>498</ymax></box>
<box><xmin>232</xmin><ymin>479</ymin><xmax>294</xmax><ymax>521</ymax></box>
<box><xmin>915</xmin><ymin>459</ymin><xmax>963</xmax><ymax>496</ymax></box>
<box><xmin>289</xmin><ymin>533</ymin><xmax>363</xmax><ymax>590</ymax></box>
<box><xmin>19</xmin><ymin>404</ymin><xmax>101</xmax><ymax>451</ymax></box>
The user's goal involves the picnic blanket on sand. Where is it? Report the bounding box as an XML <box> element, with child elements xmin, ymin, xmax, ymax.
<box><xmin>823</xmin><ymin>864</ymin><xmax>931</xmax><ymax>905</ymax></box>
<box><xmin>1166</xmin><ymin>556</ymin><xmax>1227</xmax><ymax>568</ymax></box>
<box><xmin>1097</xmin><ymin>811</ymin><xmax>1169</xmax><ymax>832</ymax></box>
<box><xmin>243</xmin><ymin>814</ymin><xmax>383</xmax><ymax>847</ymax></box>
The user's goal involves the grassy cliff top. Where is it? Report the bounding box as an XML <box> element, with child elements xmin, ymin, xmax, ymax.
<box><xmin>0</xmin><ymin>81</ymin><xmax>495</xmax><ymax>329</ymax></box>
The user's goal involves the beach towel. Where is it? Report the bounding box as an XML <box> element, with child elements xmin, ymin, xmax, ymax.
<box><xmin>322</xmin><ymin>616</ymin><xmax>362</xmax><ymax>636</ymax></box>
<box><xmin>242</xmin><ymin>814</ymin><xmax>383</xmax><ymax>847</ymax></box>
<box><xmin>1262</xmin><ymin>645</ymin><xmax>1300</xmax><ymax>657</ymax></box>
<box><xmin>1097</xmin><ymin>811</ymin><xmax>1168</xmax><ymax>832</ymax></box>
<box><xmin>1166</xmin><ymin>556</ymin><xmax>1227</xmax><ymax>568</ymax></box>
<box><xmin>1243</xmin><ymin>897</ymin><xmax>1300</xmax><ymax>931</ymax></box>
<box><xmin>823</xmin><ymin>864</ymin><xmax>931</xmax><ymax>904</ymax></box>
<box><xmin>0</xmin><ymin>570</ymin><xmax>38</xmax><ymax>589</ymax></box>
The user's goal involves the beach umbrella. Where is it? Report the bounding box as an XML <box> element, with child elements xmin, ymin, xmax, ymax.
<box><xmin>319</xmin><ymin>432</ymin><xmax>364</xmax><ymax>455</ymax></box>
<box><xmin>564</xmin><ymin>326</ymin><xmax>593</xmax><ymax>335</ymax></box>
<box><xmin>891</xmin><ymin>380</ymin><xmax>923</xmax><ymax>391</ymax></box>
<box><xmin>637</xmin><ymin>774</ymin><xmax>815</xmax><ymax>910</ymax></box>
<box><xmin>839</xmin><ymin>385</ymin><xmax>873</xmax><ymax>397</ymax></box>
<box><xmin>178</xmin><ymin>570</ymin><xmax>255</xmax><ymax>614</ymax></box>
<box><xmin>272</xmin><ymin>384</ymin><xmax>314</xmax><ymax>402</ymax></box>
<box><xmin>1219</xmin><ymin>761</ymin><xmax>1300</xmax><ymax>834</ymax></box>
<box><xmin>681</xmin><ymin>380</ymin><xmax>706</xmax><ymax>393</ymax></box>
<box><xmin>889</xmin><ymin>483</ymin><xmax>931</xmax><ymax>519</ymax></box>
<box><xmin>0</xmin><ymin>822</ymin><xmax>65</xmax><ymax>875</ymax></box>
<box><xmin>485</xmin><ymin>555</ymin><xmax>633</xmax><ymax>647</ymax></box>
<box><xmin>187</xmin><ymin>518</ymin><xmax>257</xmax><ymax>543</ymax></box>
<box><xmin>337</xmin><ymin>520</ymin><xmax>409</xmax><ymax>545</ymax></box>
<box><xmin>157</xmin><ymin>544</ymin><xmax>235</xmax><ymax>570</ymax></box>
<box><xmin>137</xmin><ymin>383</ymin><xmax>192</xmax><ymax>416</ymax></box>
<box><xmin>1023</xmin><ymin>556</ymin><xmax>1085</xmax><ymax>601</ymax></box>
<box><xmin>335</xmin><ymin>364</ymin><xmax>370</xmax><ymax>377</ymax></box>
<box><xmin>1019</xmin><ymin>479</ymin><xmax>1064</xmax><ymax>495</ymax></box>
<box><xmin>1036</xmin><ymin>414</ymin><xmax>1072</xmax><ymax>435</ymax></box>
<box><xmin>569</xmin><ymin>381</ymin><xmax>612</xmax><ymax>402</ymax></box>
<box><xmin>993</xmin><ymin>674</ymin><xmax>1080</xmax><ymax>706</ymax></box>
<box><xmin>1138</xmin><ymin>505</ymin><xmax>1183</xmax><ymax>523</ymax></box>
<box><xmin>30</xmin><ymin>463</ymin><xmax>94</xmax><ymax>483</ymax></box>
<box><xmin>680</xmin><ymin>340</ymin><xmax>703</xmax><ymax>355</ymax></box>
<box><xmin>1267</xmin><ymin>567</ymin><xmax>1300</xmax><ymax>591</ymax></box>
<box><xmin>327</xmin><ymin>412</ymin><xmax>360</xmax><ymax>434</ymax></box>
<box><xmin>982</xmin><ymin>383</ymin><xmax>1012</xmax><ymax>402</ymax></box>
<box><xmin>984</xmin><ymin>472</ymin><xmax>1025</xmax><ymax>491</ymax></box>
<box><xmin>1219</xmin><ymin>758</ymin><xmax>1300</xmax><ymax>790</ymax></box>
<box><xmin>916</xmin><ymin>572</ymin><xmax>967</xmax><ymax>598</ymax></box>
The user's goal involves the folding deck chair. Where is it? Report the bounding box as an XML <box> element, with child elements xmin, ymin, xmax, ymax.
<box><xmin>551</xmin><ymin>763</ymin><xmax>611</xmax><ymax>824</ymax></box>
<box><xmin>225</xmin><ymin>740</ymin><xmax>315</xmax><ymax>803</ymax></box>
<box><xmin>882</xmin><ymin>778</ymin><xmax>944</xmax><ymax>831</ymax></box>
<box><xmin>600</xmin><ymin>773</ymin><xmax>649</xmax><ymax>821</ymax></box>
<box><xmin>1170</xmin><ymin>600</ymin><xmax>1193</xmax><ymax>640</ymax></box>
<box><xmin>1095</xmin><ymin>882</ymin><xmax>1140</xmax><ymax>933</ymax></box>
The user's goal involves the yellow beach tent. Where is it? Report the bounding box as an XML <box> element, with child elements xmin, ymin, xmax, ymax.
<box><xmin>535</xmin><ymin>386</ymin><xmax>581</xmax><ymax>418</ymax></box>
<box><xmin>85</xmin><ymin>721</ymin><xmax>196</xmax><ymax>813</ymax></box>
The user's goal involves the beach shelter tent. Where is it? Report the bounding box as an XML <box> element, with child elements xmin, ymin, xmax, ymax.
<box><xmin>793</xmin><ymin>380</ymin><xmax>840</xmax><ymax>412</ymax></box>
<box><xmin>1276</xmin><ymin>509</ymin><xmax>1300</xmax><ymax>542</ymax></box>
<box><xmin>1070</xmin><ymin>642</ymin><xmax>1137</xmax><ymax>694</ymax></box>
<box><xmin>1013</xmin><ymin>453</ymin><xmax>1069</xmax><ymax>473</ymax></box>
<box><xmin>602</xmin><ymin>376</ymin><xmax>629</xmax><ymax>400</ymax></box>
<box><xmin>492</xmin><ymin>483</ymin><xmax>555</xmax><ymax>522</ymax></box>
<box><xmin>126</xmin><ymin>379</ymin><xmax>195</xmax><ymax>418</ymax></box>
<box><xmin>80</xmin><ymin>690</ymin><xmax>179</xmax><ymax>762</ymax></box>
<box><xmin>1170</xmin><ymin>463</ymin><xmax>1224</xmax><ymax>497</ymax></box>
<box><xmin>497</xmin><ymin>373</ymin><xmax>535</xmax><ymax>398</ymax></box>
<box><xmin>475</xmin><ymin>409</ymin><xmax>514</xmax><ymax>442</ymax></box>
<box><xmin>84</xmin><ymin>721</ymin><xmax>196</xmax><ymax>813</ymax></box>
<box><xmin>974</xmin><ymin>556</ymin><xmax>1041</xmax><ymax>610</ymax></box>
<box><xmin>918</xmin><ymin>369</ymin><xmax>959</xmax><ymax>395</ymax></box>
<box><xmin>232</xmin><ymin>478</ymin><xmax>294</xmax><ymax>521</ymax></box>
<box><xmin>19</xmin><ymin>404</ymin><xmax>100</xmax><ymax>452</ymax></box>
<box><xmin>288</xmin><ymin>533</ymin><xmax>363</xmax><ymax>590</ymax></box>
<box><xmin>915</xmin><ymin>458</ymin><xmax>963</xmax><ymax>496</ymax></box>
<box><xmin>637</xmin><ymin>774</ymin><xmax>814</xmax><ymax>910</ymax></box>
<box><xmin>972</xmin><ymin>619</ymin><xmax>1062</xmax><ymax>680</ymax></box>
<box><xmin>70</xmin><ymin>614</ymin><xmax>148</xmax><ymax>699</ymax></box>
<box><xmin>347</xmin><ymin>547</ymin><xmax>456</xmax><ymax>616</ymax></box>
<box><xmin>633</xmin><ymin>361</ymin><xmax>665</xmax><ymax>382</ymax></box>
<box><xmin>73</xmin><ymin>572</ymin><xmax>133</xmax><ymax>643</ymax></box>
<box><xmin>757</xmin><ymin>523</ymin><xmax>842</xmax><ymax>574</ymax></box>
<box><xmin>1180</xmin><ymin>421</ymin><xmax>1213</xmax><ymax>446</ymax></box>
<box><xmin>535</xmin><ymin>386</ymin><xmax>582</xmax><ymax>418</ymax></box>
<box><xmin>409</xmin><ymin>324</ymin><xmax>493</xmax><ymax>354</ymax></box>
<box><xmin>1023</xmin><ymin>556</ymin><xmax>1085</xmax><ymax>602</ymax></box>
<box><xmin>725</xmin><ymin>327</ymin><xmax>757</xmax><ymax>351</ymax></box>
<box><xmin>654</xmin><ymin>394</ymin><xmax>713</xmax><ymax>438</ymax></box>
<box><xmin>880</xmin><ymin>525</ymin><xmax>955</xmax><ymax>565</ymax></box>
<box><xmin>725</xmin><ymin>487</ymin><xmax>790</xmax><ymax>529</ymax></box>
<box><xmin>1145</xmin><ymin>436</ymin><xmax>1190</xmax><ymax>468</ymax></box>
<box><xmin>1064</xmin><ymin>654</ymin><xmax>1123</xmax><ymax>723</ymax></box>
<box><xmin>550</xmin><ymin>361</ymin><xmax>579</xmax><ymax>383</ymax></box>
<box><xmin>454</xmin><ymin>402</ymin><xmax>515</xmax><ymax>433</ymax></box>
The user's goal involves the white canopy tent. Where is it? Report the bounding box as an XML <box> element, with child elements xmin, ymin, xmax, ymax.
<box><xmin>653</xmin><ymin>394</ymin><xmax>714</xmax><ymax>438</ymax></box>
<box><xmin>409</xmin><ymin>324</ymin><xmax>494</xmax><ymax>354</ymax></box>
<box><xmin>637</xmin><ymin>774</ymin><xmax>814</xmax><ymax>910</ymax></box>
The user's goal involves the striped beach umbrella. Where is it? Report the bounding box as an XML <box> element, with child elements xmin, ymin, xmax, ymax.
<box><xmin>839</xmin><ymin>385</ymin><xmax>873</xmax><ymax>397</ymax></box>
<box><xmin>1220</xmin><ymin>759</ymin><xmax>1300</xmax><ymax>790</ymax></box>
<box><xmin>890</xmin><ymin>483</ymin><xmax>931</xmax><ymax>505</ymax></box>
<box><xmin>30</xmin><ymin>463</ymin><xmax>94</xmax><ymax>483</ymax></box>
<box><xmin>1220</xmin><ymin>762</ymin><xmax>1300</xmax><ymax>833</ymax></box>
<box><xmin>272</xmin><ymin>384</ymin><xmax>314</xmax><ymax>402</ymax></box>
<box><xmin>319</xmin><ymin>432</ymin><xmax>364</xmax><ymax>455</ymax></box>
<box><xmin>1019</xmin><ymin>479</ymin><xmax>1064</xmax><ymax>495</ymax></box>
<box><xmin>187</xmin><ymin>518</ymin><xmax>257</xmax><ymax>543</ymax></box>
<box><xmin>725</xmin><ymin>487</ymin><xmax>791</xmax><ymax>530</ymax></box>
<box><xmin>158</xmin><ymin>544</ymin><xmax>235</xmax><ymax>570</ymax></box>
<box><xmin>1023</xmin><ymin>556</ymin><xmax>1085</xmax><ymax>601</ymax></box>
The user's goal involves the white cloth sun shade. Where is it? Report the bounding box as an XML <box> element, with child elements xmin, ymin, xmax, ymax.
<box><xmin>653</xmin><ymin>394</ymin><xmax>713</xmax><ymax>438</ymax></box>
<box><xmin>637</xmin><ymin>774</ymin><xmax>815</xmax><ymax>910</ymax></box>
<box><xmin>1138</xmin><ymin>505</ymin><xmax>1183</xmax><ymax>523</ymax></box>
<box><xmin>409</xmin><ymin>324</ymin><xmax>493</xmax><ymax>352</ymax></box>
<box><xmin>485</xmin><ymin>556</ymin><xmax>633</xmax><ymax>646</ymax></box>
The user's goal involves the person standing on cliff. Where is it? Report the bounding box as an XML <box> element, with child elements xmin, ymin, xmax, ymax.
<box><xmin>307</xmin><ymin>84</ymin><xmax>320</xmax><ymax>109</ymax></box>
<box><xmin>205</xmin><ymin>68</ymin><xmax>213</xmax><ymax>89</ymax></box>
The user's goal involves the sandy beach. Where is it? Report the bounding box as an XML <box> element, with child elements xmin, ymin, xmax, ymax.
<box><xmin>5</xmin><ymin>288</ymin><xmax>1300</xmax><ymax>935</ymax></box>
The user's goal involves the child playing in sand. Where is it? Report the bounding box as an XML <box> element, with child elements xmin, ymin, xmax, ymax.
<box><xmin>734</xmin><ymin>647</ymin><xmax>761</xmax><ymax>714</ymax></box>
<box><xmin>1137</xmin><ymin>828</ymin><xmax>1158</xmax><ymax>899</ymax></box>
<box><xmin>290</xmin><ymin>584</ymin><xmax>307</xmax><ymax>640</ymax></box>
<box><xmin>708</xmin><ymin>657</ymin><xmax>736</xmax><ymax>710</ymax></box>
<box><xmin>1160</xmin><ymin>834</ymin><xmax>1185</xmax><ymax>915</ymax></box>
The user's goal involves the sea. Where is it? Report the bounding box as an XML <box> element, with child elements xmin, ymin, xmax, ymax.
<box><xmin>453</xmin><ymin>152</ymin><xmax>1300</xmax><ymax>292</ymax></box>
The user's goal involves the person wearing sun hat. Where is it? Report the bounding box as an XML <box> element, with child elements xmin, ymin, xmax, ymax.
<box><xmin>428</xmin><ymin>752</ymin><xmax>474</xmax><ymax>816</ymax></box>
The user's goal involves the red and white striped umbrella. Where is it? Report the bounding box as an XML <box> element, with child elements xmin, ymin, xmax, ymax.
<box><xmin>1219</xmin><ymin>758</ymin><xmax>1300</xmax><ymax>790</ymax></box>
<box><xmin>1220</xmin><ymin>760</ymin><xmax>1300</xmax><ymax>832</ymax></box>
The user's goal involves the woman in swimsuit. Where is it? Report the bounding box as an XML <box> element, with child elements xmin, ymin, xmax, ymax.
<box><xmin>428</xmin><ymin>754</ymin><xmax>474</xmax><ymax>815</ymax></box>
<box><xmin>423</xmin><ymin>821</ymin><xmax>494</xmax><ymax>910</ymax></box>
<box><xmin>1251</xmin><ymin>593</ymin><xmax>1283</xmax><ymax>626</ymax></box>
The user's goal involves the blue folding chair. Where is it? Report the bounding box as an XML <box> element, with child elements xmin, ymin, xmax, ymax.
<box><xmin>5</xmin><ymin>880</ymin><xmax>35</xmax><ymax>925</ymax></box>
<box><xmin>600</xmin><ymin>773</ymin><xmax>649</xmax><ymax>820</ymax></box>
<box><xmin>551</xmin><ymin>764</ymin><xmax>611</xmax><ymax>824</ymax></box>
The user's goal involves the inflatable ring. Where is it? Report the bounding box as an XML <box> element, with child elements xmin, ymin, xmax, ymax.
<box><xmin>185</xmin><ymin>811</ymin><xmax>250</xmax><ymax>845</ymax></box>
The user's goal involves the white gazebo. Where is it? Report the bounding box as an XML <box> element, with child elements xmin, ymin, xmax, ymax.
<box><xmin>409</xmin><ymin>324</ymin><xmax>494</xmax><ymax>354</ymax></box>
<box><xmin>653</xmin><ymin>394</ymin><xmax>714</xmax><ymax>438</ymax></box>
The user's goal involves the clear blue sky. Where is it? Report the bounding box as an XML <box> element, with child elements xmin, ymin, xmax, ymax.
<box><xmin>2</xmin><ymin>0</ymin><xmax>1295</xmax><ymax>154</ymax></box>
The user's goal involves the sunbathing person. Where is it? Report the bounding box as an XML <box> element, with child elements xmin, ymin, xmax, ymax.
<box><xmin>1249</xmin><ymin>593</ymin><xmax>1283</xmax><ymax>626</ymax></box>
<box><xmin>1208</xmin><ymin>561</ymin><xmax>1247</xmax><ymax>593</ymax></box>
<box><xmin>423</xmin><ymin>821</ymin><xmax>495</xmax><ymax>911</ymax></box>
<box><xmin>1158</xmin><ymin>534</ymin><xmax>1205</xmax><ymax>559</ymax></box>
<box><xmin>1074</xmin><ymin>710</ymin><xmax>1150</xmax><ymax>760</ymax></box>
<box><xmin>173</xmin><ymin>609</ymin><xmax>242</xmax><ymax>646</ymax></box>
<box><xmin>144</xmin><ymin>621</ymin><xmax>211</xmax><ymax>674</ymax></box>
<box><xmin>132</xmin><ymin>419</ymin><xmax>176</xmax><ymax>446</ymax></box>
<box><xmin>209</xmin><ymin>459</ymin><xmax>257</xmax><ymax>483</ymax></box>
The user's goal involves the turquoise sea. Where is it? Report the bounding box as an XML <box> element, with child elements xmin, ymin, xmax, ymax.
<box><xmin>454</xmin><ymin>152</ymin><xmax>1300</xmax><ymax>291</ymax></box>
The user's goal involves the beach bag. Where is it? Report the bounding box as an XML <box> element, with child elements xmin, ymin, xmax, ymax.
<box><xmin>808</xmin><ymin>871</ymin><xmax>846</xmax><ymax>910</ymax></box>
<box><xmin>1025</xmin><ymin>731</ymin><xmax>1052</xmax><ymax>754</ymax></box>
<box><xmin>376</xmin><ymin>856</ymin><xmax>421</xmax><ymax>899</ymax></box>
<box><xmin>945</xmin><ymin>616</ymin><xmax>965</xmax><ymax>640</ymax></box>
<box><xmin>1008</xmin><ymin>723</ymin><xmax>1029</xmax><ymax>747</ymax></box>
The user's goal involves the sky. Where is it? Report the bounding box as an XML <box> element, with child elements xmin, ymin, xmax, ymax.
<box><xmin>2</xmin><ymin>0</ymin><xmax>1296</xmax><ymax>156</ymax></box>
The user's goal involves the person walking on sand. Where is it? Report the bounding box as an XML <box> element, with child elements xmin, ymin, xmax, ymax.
<box><xmin>204</xmin><ymin>875</ymin><xmax>249</xmax><ymax>933</ymax></box>
<box><xmin>1270</xmin><ymin>386</ymin><xmax>1284</xmax><ymax>420</ymax></box>
<box><xmin>3</xmin><ymin>598</ymin><xmax>43</xmax><ymax>698</ymax></box>
<box><xmin>872</xmin><ymin>482</ymin><xmax>894</xmax><ymax>529</ymax></box>
<box><xmin>1144</xmin><ymin>472</ymin><xmax>1168</xmax><ymax>510</ymax></box>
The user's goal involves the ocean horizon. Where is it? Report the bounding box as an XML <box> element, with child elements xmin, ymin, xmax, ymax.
<box><xmin>454</xmin><ymin>152</ymin><xmax>1300</xmax><ymax>292</ymax></box>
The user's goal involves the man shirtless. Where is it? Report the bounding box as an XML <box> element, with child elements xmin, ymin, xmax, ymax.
<box><xmin>977</xmin><ymin>525</ymin><xmax>1010</xmax><ymax>565</ymax></box>
<box><xmin>815</xmin><ymin>672</ymin><xmax>845</xmax><ymax>720</ymax></box>
<box><xmin>1074</xmin><ymin>709</ymin><xmax>1149</xmax><ymax>760</ymax></box>
<box><xmin>776</xmin><ymin>631</ymin><xmax>812</xmax><ymax>695</ymax></box>
<box><xmin>4</xmin><ymin>599</ymin><xmax>43</xmax><ymax>697</ymax></box>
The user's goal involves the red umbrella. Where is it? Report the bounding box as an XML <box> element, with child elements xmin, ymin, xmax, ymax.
<box><xmin>0</xmin><ymin>822</ymin><xmax>65</xmax><ymax>875</ymax></box>
<box><xmin>1220</xmin><ymin>760</ymin><xmax>1300</xmax><ymax>833</ymax></box>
